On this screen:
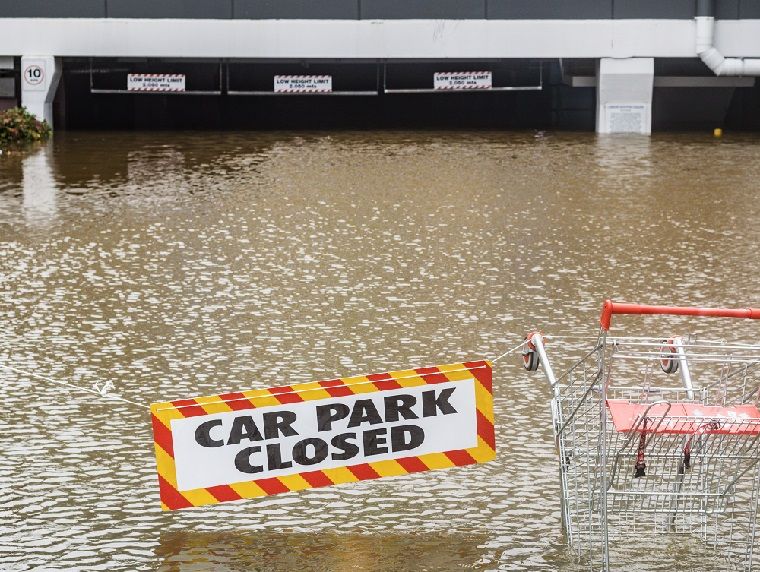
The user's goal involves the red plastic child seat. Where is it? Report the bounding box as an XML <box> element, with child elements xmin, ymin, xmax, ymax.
<box><xmin>607</xmin><ymin>400</ymin><xmax>760</xmax><ymax>435</ymax></box>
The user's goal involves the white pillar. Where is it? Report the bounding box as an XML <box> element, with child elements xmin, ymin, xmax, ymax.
<box><xmin>20</xmin><ymin>55</ymin><xmax>61</xmax><ymax>128</ymax></box>
<box><xmin>23</xmin><ymin>144</ymin><xmax>58</xmax><ymax>225</ymax></box>
<box><xmin>596</xmin><ymin>57</ymin><xmax>654</xmax><ymax>135</ymax></box>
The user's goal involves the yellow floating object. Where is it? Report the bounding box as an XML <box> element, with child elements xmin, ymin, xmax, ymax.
<box><xmin>714</xmin><ymin>128</ymin><xmax>723</xmax><ymax>138</ymax></box>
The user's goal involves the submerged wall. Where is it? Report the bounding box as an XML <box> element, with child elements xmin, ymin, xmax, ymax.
<box><xmin>51</xmin><ymin>59</ymin><xmax>759</xmax><ymax>131</ymax></box>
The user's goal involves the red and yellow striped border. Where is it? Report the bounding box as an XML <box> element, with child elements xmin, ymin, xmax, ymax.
<box><xmin>150</xmin><ymin>360</ymin><xmax>494</xmax><ymax>510</ymax></box>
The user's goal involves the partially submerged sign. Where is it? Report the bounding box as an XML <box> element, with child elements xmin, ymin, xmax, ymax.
<box><xmin>605</xmin><ymin>103</ymin><xmax>647</xmax><ymax>134</ymax></box>
<box><xmin>434</xmin><ymin>71</ymin><xmax>492</xmax><ymax>90</ymax></box>
<box><xmin>274</xmin><ymin>75</ymin><xmax>332</xmax><ymax>93</ymax></box>
<box><xmin>151</xmin><ymin>361</ymin><xmax>494</xmax><ymax>510</ymax></box>
<box><xmin>128</xmin><ymin>74</ymin><xmax>186</xmax><ymax>92</ymax></box>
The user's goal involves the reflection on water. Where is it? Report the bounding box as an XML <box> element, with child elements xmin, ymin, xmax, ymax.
<box><xmin>0</xmin><ymin>131</ymin><xmax>759</xmax><ymax>571</ymax></box>
<box><xmin>156</xmin><ymin>531</ymin><xmax>491</xmax><ymax>572</ymax></box>
<box><xmin>594</xmin><ymin>134</ymin><xmax>653</xmax><ymax>190</ymax></box>
<box><xmin>22</xmin><ymin>144</ymin><xmax>57</xmax><ymax>225</ymax></box>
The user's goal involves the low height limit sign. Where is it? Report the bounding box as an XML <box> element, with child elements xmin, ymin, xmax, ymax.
<box><xmin>151</xmin><ymin>361</ymin><xmax>495</xmax><ymax>509</ymax></box>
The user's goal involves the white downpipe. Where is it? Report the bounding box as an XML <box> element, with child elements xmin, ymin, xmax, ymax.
<box><xmin>696</xmin><ymin>16</ymin><xmax>760</xmax><ymax>76</ymax></box>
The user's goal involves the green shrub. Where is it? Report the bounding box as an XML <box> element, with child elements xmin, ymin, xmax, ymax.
<box><xmin>0</xmin><ymin>107</ymin><xmax>51</xmax><ymax>148</ymax></box>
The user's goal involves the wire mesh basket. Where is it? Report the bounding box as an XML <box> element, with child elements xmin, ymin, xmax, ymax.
<box><xmin>525</xmin><ymin>301</ymin><xmax>760</xmax><ymax>571</ymax></box>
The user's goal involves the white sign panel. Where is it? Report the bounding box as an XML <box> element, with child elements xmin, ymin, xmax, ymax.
<box><xmin>22</xmin><ymin>60</ymin><xmax>47</xmax><ymax>92</ymax></box>
<box><xmin>606</xmin><ymin>104</ymin><xmax>648</xmax><ymax>134</ymax></box>
<box><xmin>274</xmin><ymin>75</ymin><xmax>332</xmax><ymax>93</ymax></box>
<box><xmin>171</xmin><ymin>380</ymin><xmax>476</xmax><ymax>491</ymax></box>
<box><xmin>127</xmin><ymin>74</ymin><xmax>186</xmax><ymax>92</ymax></box>
<box><xmin>434</xmin><ymin>71</ymin><xmax>492</xmax><ymax>90</ymax></box>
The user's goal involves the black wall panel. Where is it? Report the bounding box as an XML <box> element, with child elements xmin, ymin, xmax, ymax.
<box><xmin>715</xmin><ymin>0</ymin><xmax>740</xmax><ymax>18</ymax></box>
<box><xmin>106</xmin><ymin>0</ymin><xmax>232</xmax><ymax>19</ymax></box>
<box><xmin>361</xmin><ymin>0</ymin><xmax>486</xmax><ymax>20</ymax></box>
<box><xmin>613</xmin><ymin>0</ymin><xmax>695</xmax><ymax>19</ymax></box>
<box><xmin>234</xmin><ymin>0</ymin><xmax>359</xmax><ymax>19</ymax></box>
<box><xmin>0</xmin><ymin>0</ymin><xmax>106</xmax><ymax>17</ymax></box>
<box><xmin>1</xmin><ymin>0</ymin><xmax>759</xmax><ymax>20</ymax></box>
<box><xmin>487</xmin><ymin>0</ymin><xmax>612</xmax><ymax>19</ymax></box>
<box><xmin>739</xmin><ymin>0</ymin><xmax>760</xmax><ymax>18</ymax></box>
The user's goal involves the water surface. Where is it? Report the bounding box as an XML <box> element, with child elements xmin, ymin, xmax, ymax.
<box><xmin>1</xmin><ymin>131</ymin><xmax>759</xmax><ymax>571</ymax></box>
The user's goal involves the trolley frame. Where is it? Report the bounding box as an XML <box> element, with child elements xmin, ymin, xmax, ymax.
<box><xmin>528</xmin><ymin>301</ymin><xmax>760</xmax><ymax>571</ymax></box>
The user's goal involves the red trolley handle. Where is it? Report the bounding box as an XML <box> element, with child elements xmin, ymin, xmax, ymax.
<box><xmin>600</xmin><ymin>300</ymin><xmax>760</xmax><ymax>331</ymax></box>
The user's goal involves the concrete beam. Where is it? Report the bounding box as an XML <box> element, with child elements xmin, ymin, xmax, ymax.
<box><xmin>568</xmin><ymin>75</ymin><xmax>756</xmax><ymax>87</ymax></box>
<box><xmin>596</xmin><ymin>57</ymin><xmax>654</xmax><ymax>135</ymax></box>
<box><xmin>1</xmin><ymin>18</ymin><xmax>760</xmax><ymax>59</ymax></box>
<box><xmin>20</xmin><ymin>56</ymin><xmax>61</xmax><ymax>127</ymax></box>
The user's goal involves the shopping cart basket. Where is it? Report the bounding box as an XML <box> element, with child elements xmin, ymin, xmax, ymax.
<box><xmin>524</xmin><ymin>301</ymin><xmax>760</xmax><ymax>571</ymax></box>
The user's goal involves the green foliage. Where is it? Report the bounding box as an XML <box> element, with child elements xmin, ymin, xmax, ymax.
<box><xmin>0</xmin><ymin>107</ymin><xmax>51</xmax><ymax>148</ymax></box>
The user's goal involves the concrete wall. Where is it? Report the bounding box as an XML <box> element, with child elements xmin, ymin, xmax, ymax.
<box><xmin>1</xmin><ymin>0</ymin><xmax>760</xmax><ymax>19</ymax></box>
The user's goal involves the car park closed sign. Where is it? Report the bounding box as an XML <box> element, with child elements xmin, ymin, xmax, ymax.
<box><xmin>151</xmin><ymin>361</ymin><xmax>495</xmax><ymax>510</ymax></box>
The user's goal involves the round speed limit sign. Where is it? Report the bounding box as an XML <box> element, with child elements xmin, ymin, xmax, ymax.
<box><xmin>23</xmin><ymin>64</ymin><xmax>45</xmax><ymax>87</ymax></box>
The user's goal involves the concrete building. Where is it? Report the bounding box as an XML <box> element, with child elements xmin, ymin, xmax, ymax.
<box><xmin>1</xmin><ymin>0</ymin><xmax>759</xmax><ymax>133</ymax></box>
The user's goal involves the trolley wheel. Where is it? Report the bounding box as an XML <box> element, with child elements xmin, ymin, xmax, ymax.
<box><xmin>659</xmin><ymin>340</ymin><xmax>679</xmax><ymax>374</ymax></box>
<box><xmin>522</xmin><ymin>348</ymin><xmax>540</xmax><ymax>371</ymax></box>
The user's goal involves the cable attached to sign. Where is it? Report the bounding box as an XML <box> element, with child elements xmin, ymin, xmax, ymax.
<box><xmin>1</xmin><ymin>339</ymin><xmax>528</xmax><ymax>412</ymax></box>
<box><xmin>0</xmin><ymin>361</ymin><xmax>146</xmax><ymax>409</ymax></box>
<box><xmin>491</xmin><ymin>340</ymin><xmax>528</xmax><ymax>363</ymax></box>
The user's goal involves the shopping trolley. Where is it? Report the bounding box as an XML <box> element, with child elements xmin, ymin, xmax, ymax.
<box><xmin>524</xmin><ymin>301</ymin><xmax>760</xmax><ymax>571</ymax></box>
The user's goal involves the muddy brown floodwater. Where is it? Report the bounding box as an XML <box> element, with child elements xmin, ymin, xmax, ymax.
<box><xmin>1</xmin><ymin>131</ymin><xmax>759</xmax><ymax>571</ymax></box>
